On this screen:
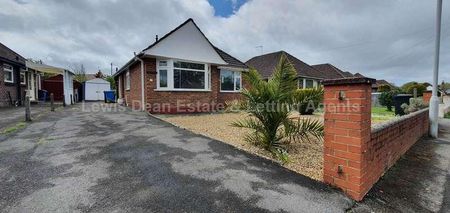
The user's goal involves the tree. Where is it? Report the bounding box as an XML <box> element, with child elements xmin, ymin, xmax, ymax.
<box><xmin>400</xmin><ymin>81</ymin><xmax>427</xmax><ymax>96</ymax></box>
<box><xmin>105</xmin><ymin>75</ymin><xmax>116</xmax><ymax>90</ymax></box>
<box><xmin>70</xmin><ymin>63</ymin><xmax>87</xmax><ymax>83</ymax></box>
<box><xmin>95</xmin><ymin>70</ymin><xmax>105</xmax><ymax>79</ymax></box>
<box><xmin>232</xmin><ymin>55</ymin><xmax>323</xmax><ymax>162</ymax></box>
<box><xmin>379</xmin><ymin>91</ymin><xmax>395</xmax><ymax>111</ymax></box>
<box><xmin>377</xmin><ymin>84</ymin><xmax>392</xmax><ymax>92</ymax></box>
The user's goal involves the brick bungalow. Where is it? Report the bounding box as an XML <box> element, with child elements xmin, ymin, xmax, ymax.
<box><xmin>246</xmin><ymin>51</ymin><xmax>355</xmax><ymax>88</ymax></box>
<box><xmin>113</xmin><ymin>19</ymin><xmax>247</xmax><ymax>113</ymax></box>
<box><xmin>0</xmin><ymin>42</ymin><xmax>27</xmax><ymax>107</ymax></box>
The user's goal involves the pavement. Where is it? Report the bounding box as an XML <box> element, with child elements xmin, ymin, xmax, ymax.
<box><xmin>351</xmin><ymin>118</ymin><xmax>450</xmax><ymax>212</ymax></box>
<box><xmin>0</xmin><ymin>102</ymin><xmax>353</xmax><ymax>212</ymax></box>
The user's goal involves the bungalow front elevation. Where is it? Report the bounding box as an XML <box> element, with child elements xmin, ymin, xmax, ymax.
<box><xmin>113</xmin><ymin>19</ymin><xmax>247</xmax><ymax>113</ymax></box>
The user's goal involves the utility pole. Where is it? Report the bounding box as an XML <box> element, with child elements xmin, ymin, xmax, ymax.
<box><xmin>430</xmin><ymin>0</ymin><xmax>443</xmax><ymax>138</ymax></box>
<box><xmin>110</xmin><ymin>62</ymin><xmax>113</xmax><ymax>75</ymax></box>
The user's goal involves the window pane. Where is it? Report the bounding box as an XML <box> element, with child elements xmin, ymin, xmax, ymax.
<box><xmin>235</xmin><ymin>76</ymin><xmax>241</xmax><ymax>91</ymax></box>
<box><xmin>174</xmin><ymin>61</ymin><xmax>205</xmax><ymax>70</ymax></box>
<box><xmin>5</xmin><ymin>71</ymin><xmax>12</xmax><ymax>81</ymax></box>
<box><xmin>20</xmin><ymin>72</ymin><xmax>25</xmax><ymax>84</ymax></box>
<box><xmin>220</xmin><ymin>70</ymin><xmax>234</xmax><ymax>91</ymax></box>
<box><xmin>159</xmin><ymin>61</ymin><xmax>167</xmax><ymax>67</ymax></box>
<box><xmin>159</xmin><ymin>70</ymin><xmax>167</xmax><ymax>87</ymax></box>
<box><xmin>174</xmin><ymin>69</ymin><xmax>205</xmax><ymax>89</ymax></box>
<box><xmin>305</xmin><ymin>79</ymin><xmax>314</xmax><ymax>88</ymax></box>
<box><xmin>298</xmin><ymin>78</ymin><xmax>304</xmax><ymax>89</ymax></box>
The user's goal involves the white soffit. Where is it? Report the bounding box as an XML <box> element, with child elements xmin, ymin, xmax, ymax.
<box><xmin>144</xmin><ymin>21</ymin><xmax>227</xmax><ymax>65</ymax></box>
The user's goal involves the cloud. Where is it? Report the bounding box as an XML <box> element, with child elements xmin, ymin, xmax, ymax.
<box><xmin>0</xmin><ymin>0</ymin><xmax>449</xmax><ymax>85</ymax></box>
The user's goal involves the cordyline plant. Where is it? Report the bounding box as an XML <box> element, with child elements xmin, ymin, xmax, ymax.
<box><xmin>232</xmin><ymin>55</ymin><xmax>323</xmax><ymax>163</ymax></box>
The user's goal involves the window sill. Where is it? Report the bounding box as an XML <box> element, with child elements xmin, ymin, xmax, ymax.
<box><xmin>154</xmin><ymin>89</ymin><xmax>211</xmax><ymax>92</ymax></box>
<box><xmin>220</xmin><ymin>90</ymin><xmax>241</xmax><ymax>93</ymax></box>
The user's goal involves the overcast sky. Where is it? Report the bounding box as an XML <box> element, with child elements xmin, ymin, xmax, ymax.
<box><xmin>1</xmin><ymin>0</ymin><xmax>449</xmax><ymax>86</ymax></box>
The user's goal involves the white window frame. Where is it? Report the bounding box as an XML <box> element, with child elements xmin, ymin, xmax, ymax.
<box><xmin>20</xmin><ymin>70</ymin><xmax>26</xmax><ymax>85</ymax></box>
<box><xmin>156</xmin><ymin>59</ymin><xmax>210</xmax><ymax>91</ymax></box>
<box><xmin>3</xmin><ymin>64</ymin><xmax>14</xmax><ymax>83</ymax></box>
<box><xmin>125</xmin><ymin>71</ymin><xmax>130</xmax><ymax>90</ymax></box>
<box><xmin>298</xmin><ymin>78</ymin><xmax>318</xmax><ymax>89</ymax></box>
<box><xmin>220</xmin><ymin>69</ymin><xmax>242</xmax><ymax>93</ymax></box>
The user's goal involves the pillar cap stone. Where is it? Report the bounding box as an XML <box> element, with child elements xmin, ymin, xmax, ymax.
<box><xmin>321</xmin><ymin>77</ymin><xmax>376</xmax><ymax>86</ymax></box>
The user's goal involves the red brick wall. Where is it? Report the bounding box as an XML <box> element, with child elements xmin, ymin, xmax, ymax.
<box><xmin>123</xmin><ymin>62</ymin><xmax>143</xmax><ymax>110</ymax></box>
<box><xmin>0</xmin><ymin>62</ymin><xmax>25</xmax><ymax>107</ymax></box>
<box><xmin>323</xmin><ymin>78</ymin><xmax>429</xmax><ymax>201</ymax></box>
<box><xmin>423</xmin><ymin>91</ymin><xmax>432</xmax><ymax>104</ymax></box>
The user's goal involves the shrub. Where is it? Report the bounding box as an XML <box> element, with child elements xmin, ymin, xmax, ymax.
<box><xmin>401</xmin><ymin>97</ymin><xmax>428</xmax><ymax>114</ymax></box>
<box><xmin>232</xmin><ymin>55</ymin><xmax>323</xmax><ymax>163</ymax></box>
<box><xmin>379</xmin><ymin>91</ymin><xmax>395</xmax><ymax>111</ymax></box>
<box><xmin>292</xmin><ymin>88</ymin><xmax>324</xmax><ymax>115</ymax></box>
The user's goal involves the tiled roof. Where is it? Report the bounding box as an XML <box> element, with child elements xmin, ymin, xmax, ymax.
<box><xmin>311</xmin><ymin>63</ymin><xmax>354</xmax><ymax>79</ymax></box>
<box><xmin>245</xmin><ymin>51</ymin><xmax>322</xmax><ymax>79</ymax></box>
<box><xmin>0</xmin><ymin>42</ymin><xmax>26</xmax><ymax>66</ymax></box>
<box><xmin>213</xmin><ymin>46</ymin><xmax>247</xmax><ymax>69</ymax></box>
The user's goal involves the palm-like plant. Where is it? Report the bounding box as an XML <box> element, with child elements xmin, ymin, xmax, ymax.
<box><xmin>233</xmin><ymin>55</ymin><xmax>323</xmax><ymax>162</ymax></box>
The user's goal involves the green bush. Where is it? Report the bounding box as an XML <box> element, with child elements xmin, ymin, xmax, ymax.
<box><xmin>379</xmin><ymin>91</ymin><xmax>395</xmax><ymax>111</ymax></box>
<box><xmin>401</xmin><ymin>97</ymin><xmax>428</xmax><ymax>114</ymax></box>
<box><xmin>232</xmin><ymin>55</ymin><xmax>323</xmax><ymax>163</ymax></box>
<box><xmin>292</xmin><ymin>88</ymin><xmax>324</xmax><ymax>115</ymax></box>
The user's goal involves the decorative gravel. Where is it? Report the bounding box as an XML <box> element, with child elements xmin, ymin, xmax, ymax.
<box><xmin>157</xmin><ymin>112</ymin><xmax>325</xmax><ymax>181</ymax></box>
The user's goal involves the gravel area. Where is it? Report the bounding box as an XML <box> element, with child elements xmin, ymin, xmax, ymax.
<box><xmin>158</xmin><ymin>112</ymin><xmax>325</xmax><ymax>181</ymax></box>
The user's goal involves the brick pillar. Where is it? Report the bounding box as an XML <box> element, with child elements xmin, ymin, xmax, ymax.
<box><xmin>322</xmin><ymin>77</ymin><xmax>375</xmax><ymax>201</ymax></box>
<box><xmin>423</xmin><ymin>91</ymin><xmax>432</xmax><ymax>104</ymax></box>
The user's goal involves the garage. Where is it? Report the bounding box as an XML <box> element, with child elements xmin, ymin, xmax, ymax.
<box><xmin>84</xmin><ymin>78</ymin><xmax>111</xmax><ymax>101</ymax></box>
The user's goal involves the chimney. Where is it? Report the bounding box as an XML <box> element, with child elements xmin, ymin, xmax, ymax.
<box><xmin>155</xmin><ymin>35</ymin><xmax>159</xmax><ymax>42</ymax></box>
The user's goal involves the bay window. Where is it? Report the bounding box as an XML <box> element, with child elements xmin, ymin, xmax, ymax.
<box><xmin>157</xmin><ymin>59</ymin><xmax>209</xmax><ymax>91</ymax></box>
<box><xmin>220</xmin><ymin>69</ymin><xmax>241</xmax><ymax>92</ymax></box>
<box><xmin>3</xmin><ymin>64</ymin><xmax>13</xmax><ymax>83</ymax></box>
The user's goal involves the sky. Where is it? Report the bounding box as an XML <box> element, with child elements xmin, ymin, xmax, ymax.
<box><xmin>0</xmin><ymin>0</ymin><xmax>449</xmax><ymax>86</ymax></box>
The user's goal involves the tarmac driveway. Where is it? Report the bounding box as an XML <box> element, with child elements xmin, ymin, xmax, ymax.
<box><xmin>0</xmin><ymin>102</ymin><xmax>352</xmax><ymax>212</ymax></box>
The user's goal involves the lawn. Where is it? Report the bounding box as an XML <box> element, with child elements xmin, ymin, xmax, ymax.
<box><xmin>371</xmin><ymin>106</ymin><xmax>396</xmax><ymax>123</ymax></box>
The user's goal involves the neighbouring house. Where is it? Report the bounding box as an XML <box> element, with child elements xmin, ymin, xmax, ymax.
<box><xmin>83</xmin><ymin>78</ymin><xmax>111</xmax><ymax>101</ymax></box>
<box><xmin>113</xmin><ymin>18</ymin><xmax>247</xmax><ymax>113</ymax></box>
<box><xmin>245</xmin><ymin>51</ymin><xmax>354</xmax><ymax>89</ymax></box>
<box><xmin>0</xmin><ymin>42</ymin><xmax>28</xmax><ymax>107</ymax></box>
<box><xmin>354</xmin><ymin>73</ymin><xmax>395</xmax><ymax>92</ymax></box>
<box><xmin>28</xmin><ymin>61</ymin><xmax>77</xmax><ymax>104</ymax></box>
<box><xmin>25</xmin><ymin>61</ymin><xmax>44</xmax><ymax>103</ymax></box>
